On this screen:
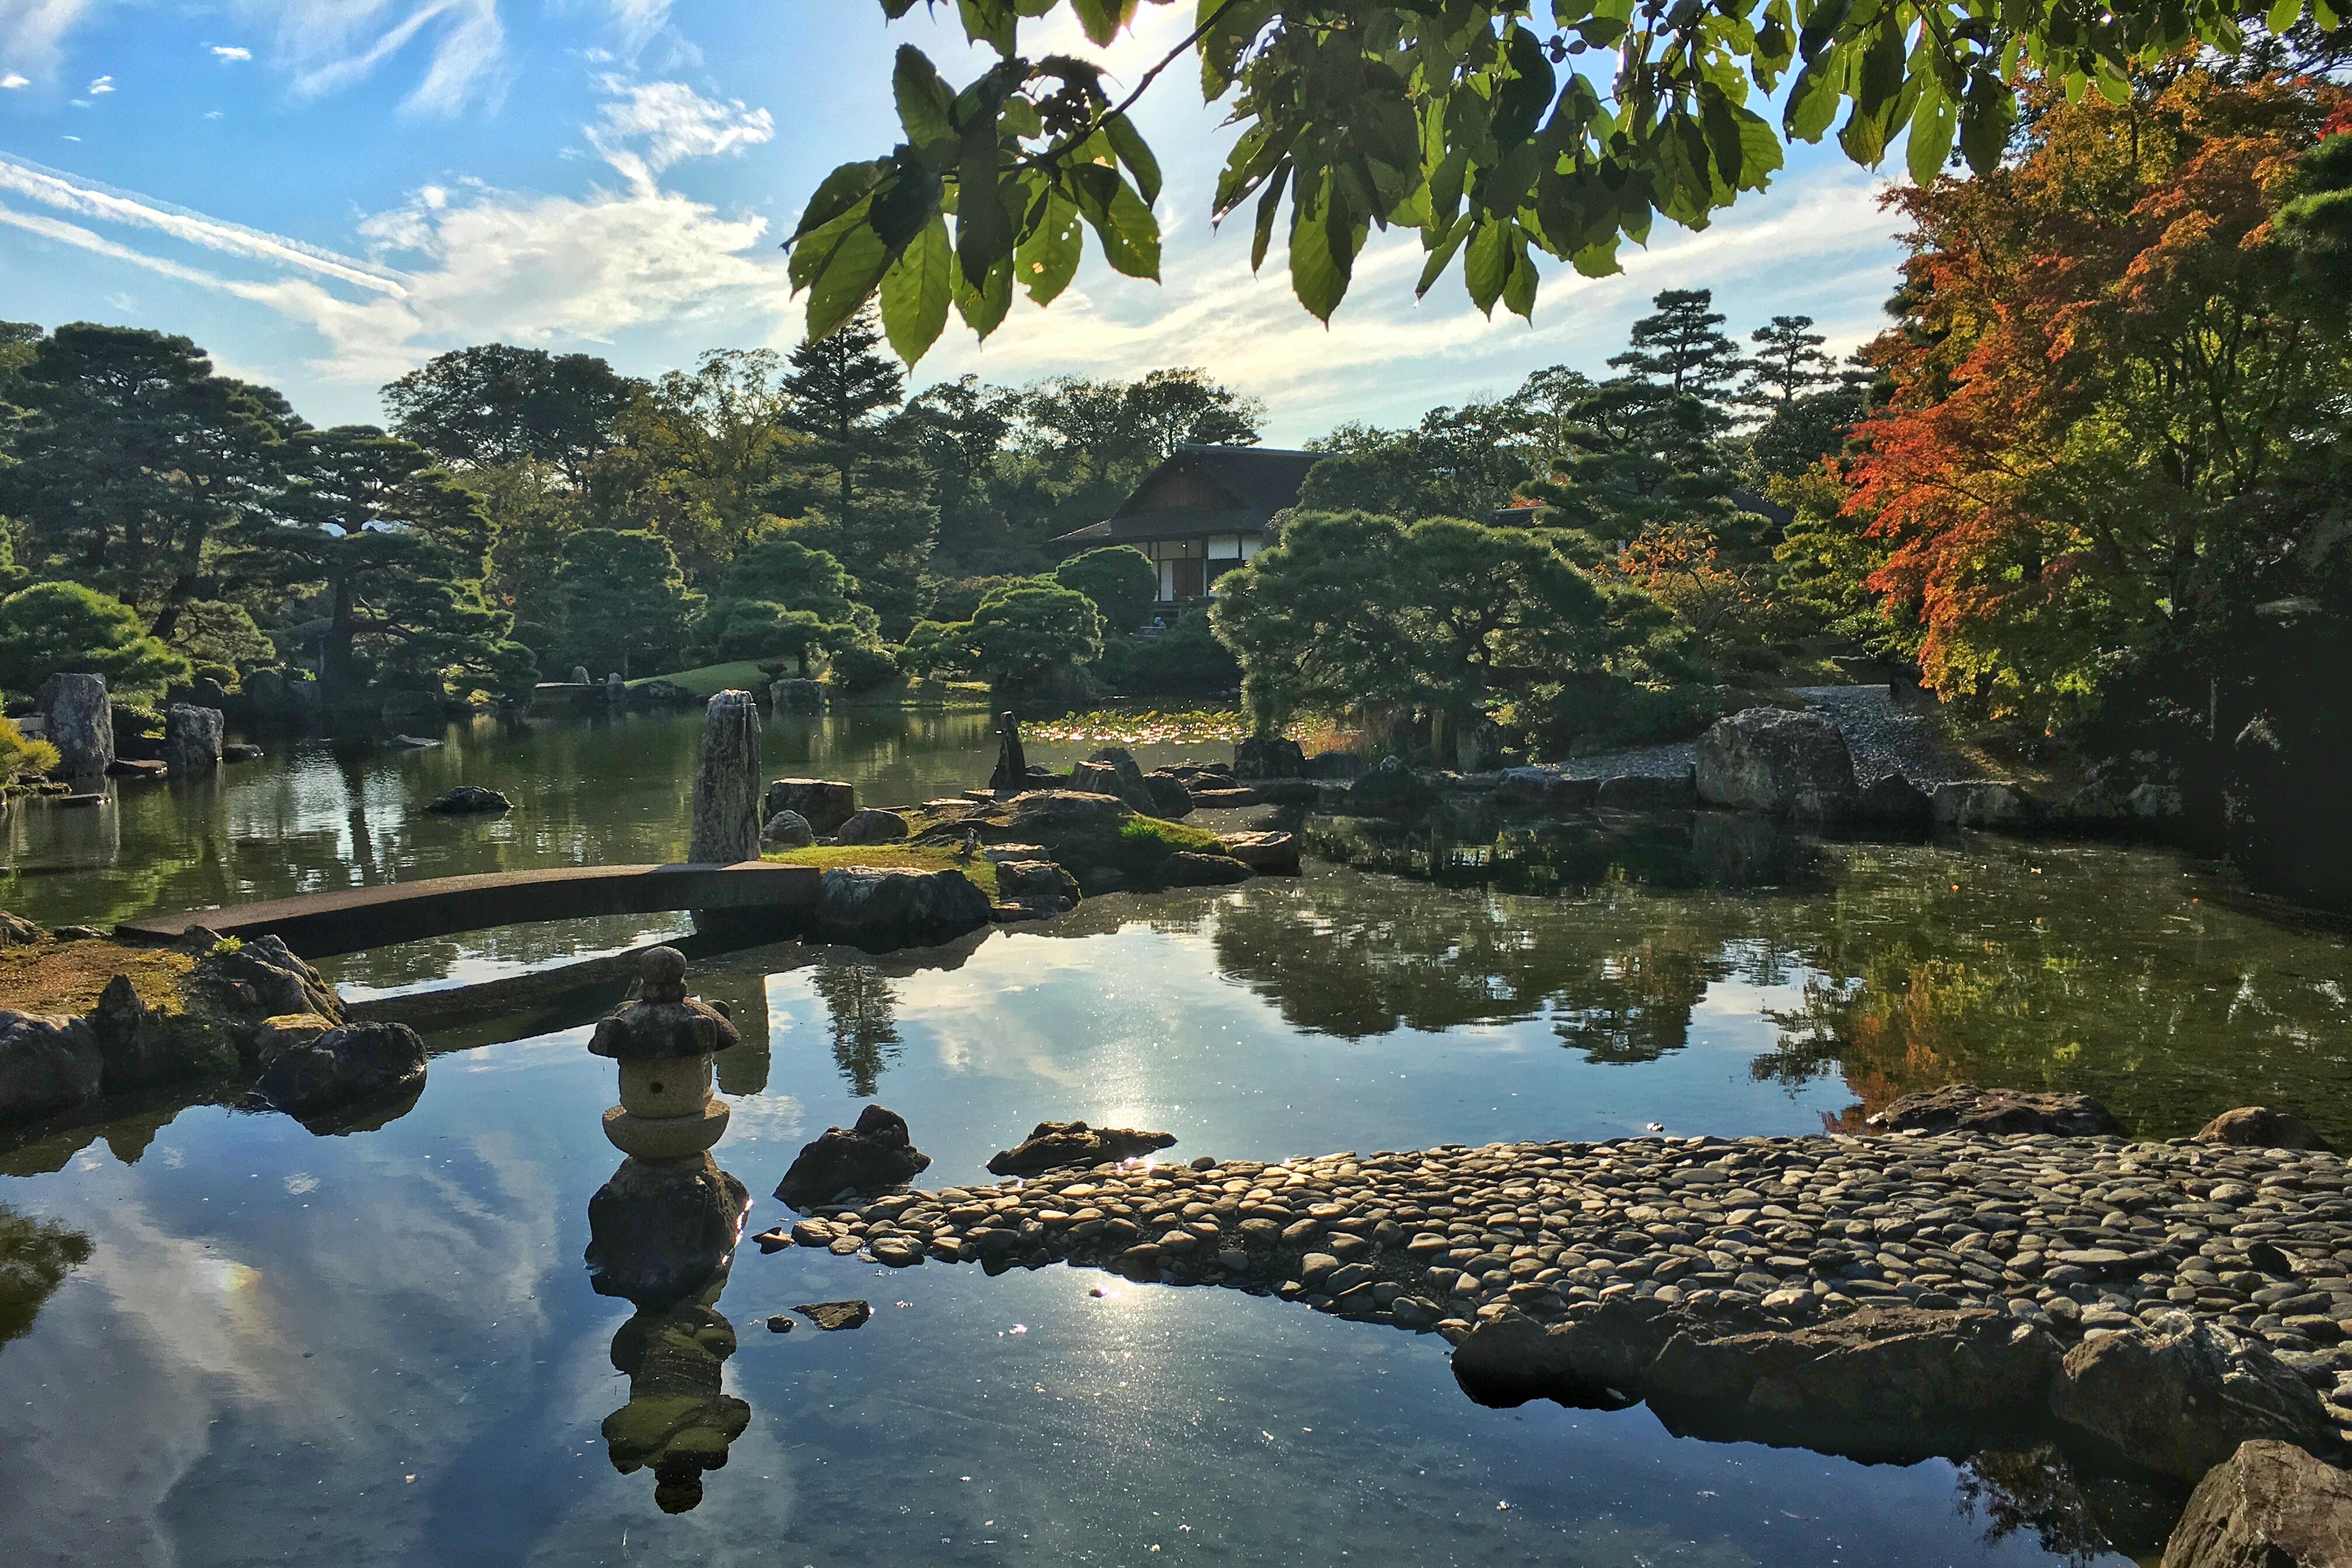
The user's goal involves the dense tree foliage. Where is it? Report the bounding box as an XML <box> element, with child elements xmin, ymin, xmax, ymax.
<box><xmin>0</xmin><ymin>581</ymin><xmax>190</xmax><ymax>701</ymax></box>
<box><xmin>908</xmin><ymin>578</ymin><xmax>1107</xmax><ymax>690</ymax></box>
<box><xmin>550</xmin><ymin>529</ymin><xmax>699</xmax><ymax>679</ymax></box>
<box><xmin>1054</xmin><ymin>545</ymin><xmax>1157</xmax><ymax>633</ymax></box>
<box><xmin>383</xmin><ymin>345</ymin><xmax>642</xmax><ymax>485</ymax></box>
<box><xmin>792</xmin><ymin>0</ymin><xmax>2257</xmax><ymax>361</ymax></box>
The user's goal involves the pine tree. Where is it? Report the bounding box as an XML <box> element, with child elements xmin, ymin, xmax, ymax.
<box><xmin>1608</xmin><ymin>289</ymin><xmax>1742</xmax><ymax>414</ymax></box>
<box><xmin>780</xmin><ymin>306</ymin><xmax>905</xmax><ymax>513</ymax></box>
<box><xmin>1522</xmin><ymin>380</ymin><xmax>1748</xmax><ymax>559</ymax></box>
<box><xmin>1738</xmin><ymin>316</ymin><xmax>1840</xmax><ymax>408</ymax></box>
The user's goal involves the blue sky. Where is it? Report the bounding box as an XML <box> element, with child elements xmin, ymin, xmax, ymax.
<box><xmin>0</xmin><ymin>1</ymin><xmax>1911</xmax><ymax>443</ymax></box>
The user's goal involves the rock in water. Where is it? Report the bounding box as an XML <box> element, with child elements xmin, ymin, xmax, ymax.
<box><xmin>1595</xmin><ymin>771</ymin><xmax>1699</xmax><ymax>809</ymax></box>
<box><xmin>1234</xmin><ymin>733</ymin><xmax>1306</xmax><ymax>779</ymax></box>
<box><xmin>811</xmin><ymin>866</ymin><xmax>991</xmax><ymax>947</ymax></box>
<box><xmin>1140</xmin><ymin>772</ymin><xmax>1194</xmax><ymax>819</ymax></box>
<box><xmin>775</xmin><ymin>1105</ymin><xmax>931</xmax><ymax>1208</ymax></box>
<box><xmin>425</xmin><ymin>785</ymin><xmax>513</xmax><ymax>814</ymax></box>
<box><xmin>163</xmin><ymin>704</ymin><xmax>223</xmax><ymax>778</ymax></box>
<box><xmin>256</xmin><ymin>1021</ymin><xmax>428</xmax><ymax>1119</ymax></box>
<box><xmin>570</xmin><ymin>666</ymin><xmax>592</xmax><ymax>685</ymax></box>
<box><xmin>1854</xmin><ymin>772</ymin><xmax>1934</xmax><ymax>825</ymax></box>
<box><xmin>2049</xmin><ymin>1314</ymin><xmax>2334</xmax><ymax>1483</ymax></box>
<box><xmin>585</xmin><ymin>1153</ymin><xmax>751</xmax><ymax>1304</ymax></box>
<box><xmin>0</xmin><ymin>1010</ymin><xmax>103</xmax><ymax>1123</ymax></box>
<box><xmin>995</xmin><ymin>859</ymin><xmax>1080</xmax><ymax>904</ymax></box>
<box><xmin>1158</xmin><ymin>850</ymin><xmax>1252</xmax><ymax>887</ymax></box>
<box><xmin>988</xmin><ymin>710</ymin><xmax>1028</xmax><ymax>793</ymax></box>
<box><xmin>1932</xmin><ymin>780</ymin><xmax>2037</xmax><ymax>827</ymax></box>
<box><xmin>986</xmin><ymin>1119</ymin><xmax>1178</xmax><ymax>1177</ymax></box>
<box><xmin>2194</xmin><ymin>1106</ymin><xmax>2326</xmax><ymax>1150</ymax></box>
<box><xmin>832</xmin><ymin>807</ymin><xmax>909</xmax><ymax>845</ymax></box>
<box><xmin>1867</xmin><ymin>1084</ymin><xmax>2122</xmax><ymax>1138</ymax></box>
<box><xmin>1693</xmin><ymin>707</ymin><xmax>1859</xmax><ymax>819</ymax></box>
<box><xmin>688</xmin><ymin>690</ymin><xmax>762</xmax><ymax>863</ymax></box>
<box><xmin>1222</xmin><ymin>831</ymin><xmax>1300</xmax><ymax>873</ymax></box>
<box><xmin>2160</xmin><ymin>1440</ymin><xmax>2352</xmax><ymax>1568</ymax></box>
<box><xmin>1343</xmin><ymin>757</ymin><xmax>1439</xmax><ymax>817</ymax></box>
<box><xmin>760</xmin><ymin>810</ymin><xmax>813</xmax><ymax>848</ymax></box>
<box><xmin>796</xmin><ymin>1300</ymin><xmax>871</xmax><ymax>1331</ymax></box>
<box><xmin>763</xmin><ymin>778</ymin><xmax>856</xmax><ymax>836</ymax></box>
<box><xmin>37</xmin><ymin>672</ymin><xmax>112</xmax><ymax>779</ymax></box>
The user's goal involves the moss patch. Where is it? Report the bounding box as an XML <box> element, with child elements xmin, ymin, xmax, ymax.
<box><xmin>0</xmin><ymin>942</ymin><xmax>193</xmax><ymax>1018</ymax></box>
<box><xmin>760</xmin><ymin>844</ymin><xmax>998</xmax><ymax>897</ymax></box>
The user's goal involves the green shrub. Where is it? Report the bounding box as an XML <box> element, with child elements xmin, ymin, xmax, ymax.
<box><xmin>0</xmin><ymin>713</ymin><xmax>60</xmax><ymax>785</ymax></box>
<box><xmin>824</xmin><ymin>642</ymin><xmax>904</xmax><ymax>692</ymax></box>
<box><xmin>0</xmin><ymin>582</ymin><xmax>190</xmax><ymax>702</ymax></box>
<box><xmin>1110</xmin><ymin>816</ymin><xmax>1225</xmax><ymax>874</ymax></box>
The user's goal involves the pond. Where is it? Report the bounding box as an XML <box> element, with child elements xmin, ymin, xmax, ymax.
<box><xmin>4</xmin><ymin>705</ymin><xmax>2350</xmax><ymax>1565</ymax></box>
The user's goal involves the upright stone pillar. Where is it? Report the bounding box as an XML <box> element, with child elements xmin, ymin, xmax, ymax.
<box><xmin>37</xmin><ymin>673</ymin><xmax>112</xmax><ymax>779</ymax></box>
<box><xmin>989</xmin><ymin>709</ymin><xmax>1027</xmax><ymax>793</ymax></box>
<box><xmin>163</xmin><ymin>704</ymin><xmax>224</xmax><ymax>778</ymax></box>
<box><xmin>687</xmin><ymin>690</ymin><xmax>761</xmax><ymax>863</ymax></box>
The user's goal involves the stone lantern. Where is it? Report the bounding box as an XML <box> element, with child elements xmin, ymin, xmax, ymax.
<box><xmin>583</xmin><ymin>945</ymin><xmax>751</xmax><ymax>1306</ymax></box>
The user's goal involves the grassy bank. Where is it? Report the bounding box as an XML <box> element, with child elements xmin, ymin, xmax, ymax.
<box><xmin>759</xmin><ymin>843</ymin><xmax>999</xmax><ymax>897</ymax></box>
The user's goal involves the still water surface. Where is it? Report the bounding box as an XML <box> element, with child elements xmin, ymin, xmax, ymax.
<box><xmin>4</xmin><ymin>706</ymin><xmax>2350</xmax><ymax>1564</ymax></box>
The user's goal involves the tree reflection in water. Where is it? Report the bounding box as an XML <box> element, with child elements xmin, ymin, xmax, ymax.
<box><xmin>1185</xmin><ymin>808</ymin><xmax>2352</xmax><ymax>1143</ymax></box>
<box><xmin>812</xmin><ymin>960</ymin><xmax>901</xmax><ymax>1096</ymax></box>
<box><xmin>0</xmin><ymin>1205</ymin><xmax>92</xmax><ymax>1352</ymax></box>
<box><xmin>1955</xmin><ymin>1446</ymin><xmax>2180</xmax><ymax>1566</ymax></box>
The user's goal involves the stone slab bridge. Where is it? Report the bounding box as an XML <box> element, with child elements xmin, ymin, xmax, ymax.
<box><xmin>114</xmin><ymin>863</ymin><xmax>821</xmax><ymax>958</ymax></box>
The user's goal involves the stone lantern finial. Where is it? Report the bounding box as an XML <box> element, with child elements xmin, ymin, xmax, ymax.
<box><xmin>589</xmin><ymin>946</ymin><xmax>741</xmax><ymax>1162</ymax></box>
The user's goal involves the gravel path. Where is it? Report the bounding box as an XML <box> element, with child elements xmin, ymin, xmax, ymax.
<box><xmin>793</xmin><ymin>1132</ymin><xmax>2352</xmax><ymax>1429</ymax></box>
<box><xmin>1551</xmin><ymin>685</ymin><xmax>1991</xmax><ymax>785</ymax></box>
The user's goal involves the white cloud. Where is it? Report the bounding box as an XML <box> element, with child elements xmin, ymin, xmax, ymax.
<box><xmin>0</xmin><ymin>78</ymin><xmax>798</xmax><ymax>386</ymax></box>
<box><xmin>1</xmin><ymin>73</ymin><xmax>28</xmax><ymax>89</ymax></box>
<box><xmin>0</xmin><ymin>0</ymin><xmax>106</xmax><ymax>84</ymax></box>
<box><xmin>587</xmin><ymin>75</ymin><xmax>772</xmax><ymax>191</ymax></box>
<box><xmin>242</xmin><ymin>0</ymin><xmax>508</xmax><ymax>116</ymax></box>
<box><xmin>86</xmin><ymin>72</ymin><xmax>111</xmax><ymax>92</ymax></box>
<box><xmin>211</xmin><ymin>44</ymin><xmax>253</xmax><ymax>62</ymax></box>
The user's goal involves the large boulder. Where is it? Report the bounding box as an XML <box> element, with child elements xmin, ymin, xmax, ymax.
<box><xmin>832</xmin><ymin>808</ymin><xmax>910</xmax><ymax>845</ymax></box>
<box><xmin>1222</xmin><ymin>830</ymin><xmax>1300</xmax><ymax>874</ymax></box>
<box><xmin>90</xmin><ymin>973</ymin><xmax>184</xmax><ymax>1095</ymax></box>
<box><xmin>760</xmin><ymin>810</ymin><xmax>814</xmax><ymax>849</ymax></box>
<box><xmin>775</xmin><ymin>1104</ymin><xmax>931</xmax><ymax>1208</ymax></box>
<box><xmin>812</xmin><ymin>866</ymin><xmax>991</xmax><ymax>947</ymax></box>
<box><xmin>996</xmin><ymin>859</ymin><xmax>1080</xmax><ymax>903</ymax></box>
<box><xmin>1853</xmin><ymin>772</ymin><xmax>1934</xmax><ymax>825</ymax></box>
<box><xmin>628</xmin><ymin>679</ymin><xmax>700</xmax><ymax>710</ymax></box>
<box><xmin>1002</xmin><ymin>789</ymin><xmax>1138</xmax><ymax>866</ymax></box>
<box><xmin>256</xmin><ymin>1021</ymin><xmax>427</xmax><ymax>1119</ymax></box>
<box><xmin>425</xmin><ymin>785</ymin><xmax>513</xmax><ymax>814</ymax></box>
<box><xmin>764</xmin><ymin>778</ymin><xmax>856</xmax><ymax>836</ymax></box>
<box><xmin>1343</xmin><ymin>757</ymin><xmax>1440</xmax><ymax>817</ymax></box>
<box><xmin>0</xmin><ymin>1010</ymin><xmax>103</xmax><ymax>1124</ymax></box>
<box><xmin>1158</xmin><ymin>851</ymin><xmax>1252</xmax><ymax>887</ymax></box>
<box><xmin>1140</xmin><ymin>772</ymin><xmax>1194</xmax><ymax>819</ymax></box>
<box><xmin>687</xmin><ymin>691</ymin><xmax>762</xmax><ymax>863</ymax></box>
<box><xmin>1694</xmin><ymin>708</ymin><xmax>1859</xmax><ymax>819</ymax></box>
<box><xmin>2195</xmin><ymin>1106</ymin><xmax>2325</xmax><ymax>1150</ymax></box>
<box><xmin>1867</xmin><ymin>1084</ymin><xmax>2122</xmax><ymax>1138</ymax></box>
<box><xmin>1595</xmin><ymin>771</ymin><xmax>1698</xmax><ymax>809</ymax></box>
<box><xmin>1933</xmin><ymin>780</ymin><xmax>2037</xmax><ymax>828</ymax></box>
<box><xmin>985</xmin><ymin>1119</ymin><xmax>1177</xmax><ymax>1177</ymax></box>
<box><xmin>2049</xmin><ymin>1314</ymin><xmax>2335</xmax><ymax>1483</ymax></box>
<box><xmin>2161</xmin><ymin>1441</ymin><xmax>2352</xmax><ymax>1568</ymax></box>
<box><xmin>163</xmin><ymin>704</ymin><xmax>224</xmax><ymax>778</ymax></box>
<box><xmin>36</xmin><ymin>672</ymin><xmax>112</xmax><ymax>779</ymax></box>
<box><xmin>1452</xmin><ymin>1296</ymin><xmax>1683</xmax><ymax>1410</ymax></box>
<box><xmin>1303</xmin><ymin>750</ymin><xmax>1364</xmax><ymax>780</ymax></box>
<box><xmin>1644</xmin><ymin>1306</ymin><xmax>2060</xmax><ymax>1460</ymax></box>
<box><xmin>1234</xmin><ymin>734</ymin><xmax>1307</xmax><ymax>779</ymax></box>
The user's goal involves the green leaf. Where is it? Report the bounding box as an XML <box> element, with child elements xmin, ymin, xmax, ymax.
<box><xmin>1799</xmin><ymin>0</ymin><xmax>1854</xmax><ymax>60</ymax></box>
<box><xmin>1289</xmin><ymin>197</ymin><xmax>1350</xmax><ymax>323</ymax></box>
<box><xmin>956</xmin><ymin>0</ymin><xmax>1016</xmax><ymax>54</ymax></box>
<box><xmin>1075</xmin><ymin>170</ymin><xmax>1161</xmax><ymax>279</ymax></box>
<box><xmin>880</xmin><ymin>216</ymin><xmax>952</xmax><ymax>363</ymax></box>
<box><xmin>2315</xmin><ymin>0</ymin><xmax>2339</xmax><ymax>27</ymax></box>
<box><xmin>2266</xmin><ymin>0</ymin><xmax>2303</xmax><ymax>32</ymax></box>
<box><xmin>1906</xmin><ymin>78</ymin><xmax>1957</xmax><ymax>185</ymax></box>
<box><xmin>952</xmin><ymin>251</ymin><xmax>1014</xmax><ymax>337</ymax></box>
<box><xmin>1415</xmin><ymin>215</ymin><xmax>1472</xmax><ymax>297</ymax></box>
<box><xmin>871</xmin><ymin>164</ymin><xmax>943</xmax><ymax>250</ymax></box>
<box><xmin>791</xmin><ymin>160</ymin><xmax>888</xmax><ymax>243</ymax></box>
<box><xmin>892</xmin><ymin>46</ymin><xmax>956</xmax><ymax>148</ymax></box>
<box><xmin>1016</xmin><ymin>190</ymin><xmax>1083</xmax><ymax>304</ymax></box>
<box><xmin>1464</xmin><ymin>218</ymin><xmax>1507</xmax><ymax>314</ymax></box>
<box><xmin>1252</xmin><ymin>162</ymin><xmax>1290</xmax><ymax>273</ymax></box>
<box><xmin>1735</xmin><ymin>104</ymin><xmax>1786</xmax><ymax>189</ymax></box>
<box><xmin>1786</xmin><ymin>53</ymin><xmax>1846</xmax><ymax>142</ymax></box>
<box><xmin>1492</xmin><ymin>26</ymin><xmax>1556</xmax><ymax>147</ymax></box>
<box><xmin>1500</xmin><ymin>232</ymin><xmax>1536</xmax><ymax>320</ymax></box>
<box><xmin>1070</xmin><ymin>0</ymin><xmax>1135</xmax><ymax>46</ymax></box>
<box><xmin>1958</xmin><ymin>70</ymin><xmax>2017</xmax><ymax>173</ymax></box>
<box><xmin>804</xmin><ymin>220</ymin><xmax>892</xmax><ymax>342</ymax></box>
<box><xmin>957</xmin><ymin>128</ymin><xmax>1016</xmax><ymax>285</ymax></box>
<box><xmin>1104</xmin><ymin>113</ymin><xmax>1163</xmax><ymax>206</ymax></box>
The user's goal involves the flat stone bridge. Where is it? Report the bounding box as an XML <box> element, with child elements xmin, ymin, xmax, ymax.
<box><xmin>114</xmin><ymin>862</ymin><xmax>821</xmax><ymax>958</ymax></box>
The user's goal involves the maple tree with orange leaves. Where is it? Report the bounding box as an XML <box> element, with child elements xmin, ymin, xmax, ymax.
<box><xmin>1835</xmin><ymin>65</ymin><xmax>2352</xmax><ymax>732</ymax></box>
